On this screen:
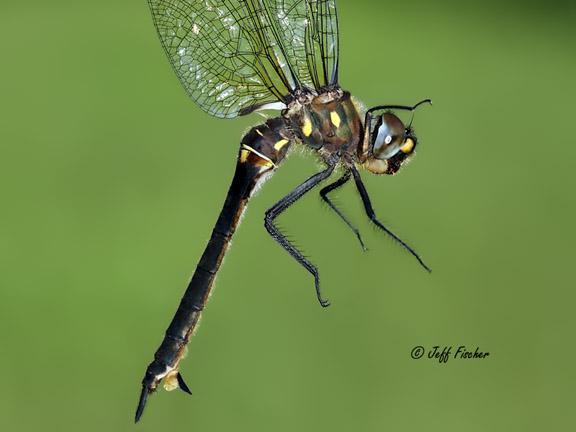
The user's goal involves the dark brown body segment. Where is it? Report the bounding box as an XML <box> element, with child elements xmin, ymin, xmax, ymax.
<box><xmin>289</xmin><ymin>91</ymin><xmax>363</xmax><ymax>158</ymax></box>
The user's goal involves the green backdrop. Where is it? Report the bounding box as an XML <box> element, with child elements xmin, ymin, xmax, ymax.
<box><xmin>1</xmin><ymin>1</ymin><xmax>575</xmax><ymax>431</ymax></box>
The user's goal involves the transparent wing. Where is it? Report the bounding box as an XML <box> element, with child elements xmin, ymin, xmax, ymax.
<box><xmin>270</xmin><ymin>0</ymin><xmax>340</xmax><ymax>90</ymax></box>
<box><xmin>149</xmin><ymin>0</ymin><xmax>299</xmax><ymax>118</ymax></box>
<box><xmin>148</xmin><ymin>1</ymin><xmax>340</xmax><ymax>118</ymax></box>
<box><xmin>305</xmin><ymin>0</ymin><xmax>340</xmax><ymax>88</ymax></box>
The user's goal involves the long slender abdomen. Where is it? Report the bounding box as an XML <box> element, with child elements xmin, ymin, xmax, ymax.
<box><xmin>135</xmin><ymin>116</ymin><xmax>292</xmax><ymax>422</ymax></box>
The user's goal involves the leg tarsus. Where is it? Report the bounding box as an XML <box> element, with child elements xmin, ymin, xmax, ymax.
<box><xmin>314</xmin><ymin>273</ymin><xmax>330</xmax><ymax>307</ymax></box>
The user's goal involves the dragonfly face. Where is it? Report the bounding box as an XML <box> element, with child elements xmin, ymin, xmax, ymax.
<box><xmin>362</xmin><ymin>112</ymin><xmax>419</xmax><ymax>175</ymax></box>
<box><xmin>358</xmin><ymin>98</ymin><xmax>431</xmax><ymax>175</ymax></box>
<box><xmin>137</xmin><ymin>0</ymin><xmax>432</xmax><ymax>422</ymax></box>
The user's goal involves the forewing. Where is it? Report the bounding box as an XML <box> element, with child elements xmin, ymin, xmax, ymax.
<box><xmin>149</xmin><ymin>0</ymin><xmax>297</xmax><ymax>118</ymax></box>
<box><xmin>269</xmin><ymin>0</ymin><xmax>340</xmax><ymax>90</ymax></box>
<box><xmin>305</xmin><ymin>0</ymin><xmax>340</xmax><ymax>88</ymax></box>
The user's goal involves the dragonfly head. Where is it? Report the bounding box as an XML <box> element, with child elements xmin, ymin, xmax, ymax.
<box><xmin>362</xmin><ymin>112</ymin><xmax>419</xmax><ymax>175</ymax></box>
<box><xmin>361</xmin><ymin>99</ymin><xmax>431</xmax><ymax>175</ymax></box>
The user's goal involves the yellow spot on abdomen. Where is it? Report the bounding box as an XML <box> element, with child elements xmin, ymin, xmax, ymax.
<box><xmin>240</xmin><ymin>149</ymin><xmax>250</xmax><ymax>163</ymax></box>
<box><xmin>330</xmin><ymin>111</ymin><xmax>341</xmax><ymax>128</ymax></box>
<box><xmin>241</xmin><ymin>144</ymin><xmax>276</xmax><ymax>168</ymax></box>
<box><xmin>302</xmin><ymin>118</ymin><xmax>313</xmax><ymax>137</ymax></box>
<box><xmin>274</xmin><ymin>139</ymin><xmax>289</xmax><ymax>151</ymax></box>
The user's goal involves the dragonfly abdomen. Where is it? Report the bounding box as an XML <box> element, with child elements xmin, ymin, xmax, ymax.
<box><xmin>136</xmin><ymin>116</ymin><xmax>292</xmax><ymax>422</ymax></box>
<box><xmin>239</xmin><ymin>117</ymin><xmax>293</xmax><ymax>170</ymax></box>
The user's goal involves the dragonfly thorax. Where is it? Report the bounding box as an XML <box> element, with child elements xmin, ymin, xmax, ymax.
<box><xmin>285</xmin><ymin>88</ymin><xmax>363</xmax><ymax>161</ymax></box>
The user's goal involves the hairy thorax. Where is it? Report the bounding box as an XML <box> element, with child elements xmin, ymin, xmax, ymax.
<box><xmin>284</xmin><ymin>88</ymin><xmax>363</xmax><ymax>162</ymax></box>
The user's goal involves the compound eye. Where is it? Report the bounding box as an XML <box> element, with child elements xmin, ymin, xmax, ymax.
<box><xmin>372</xmin><ymin>113</ymin><xmax>405</xmax><ymax>159</ymax></box>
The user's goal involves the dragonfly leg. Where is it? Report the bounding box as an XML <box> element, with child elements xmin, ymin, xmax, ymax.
<box><xmin>265</xmin><ymin>162</ymin><xmax>337</xmax><ymax>307</ymax></box>
<box><xmin>350</xmin><ymin>166</ymin><xmax>431</xmax><ymax>273</ymax></box>
<box><xmin>319</xmin><ymin>171</ymin><xmax>367</xmax><ymax>251</ymax></box>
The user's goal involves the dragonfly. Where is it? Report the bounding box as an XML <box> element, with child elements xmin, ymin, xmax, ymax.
<box><xmin>136</xmin><ymin>0</ymin><xmax>431</xmax><ymax>422</ymax></box>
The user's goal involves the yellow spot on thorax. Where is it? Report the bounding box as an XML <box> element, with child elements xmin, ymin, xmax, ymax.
<box><xmin>400</xmin><ymin>138</ymin><xmax>415</xmax><ymax>154</ymax></box>
<box><xmin>274</xmin><ymin>139</ymin><xmax>289</xmax><ymax>151</ymax></box>
<box><xmin>330</xmin><ymin>111</ymin><xmax>341</xmax><ymax>128</ymax></box>
<box><xmin>302</xmin><ymin>118</ymin><xmax>313</xmax><ymax>137</ymax></box>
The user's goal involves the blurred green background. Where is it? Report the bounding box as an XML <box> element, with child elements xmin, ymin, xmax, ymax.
<box><xmin>1</xmin><ymin>1</ymin><xmax>575</xmax><ymax>431</ymax></box>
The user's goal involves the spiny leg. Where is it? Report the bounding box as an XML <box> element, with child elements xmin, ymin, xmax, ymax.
<box><xmin>265</xmin><ymin>162</ymin><xmax>337</xmax><ymax>307</ymax></box>
<box><xmin>319</xmin><ymin>171</ymin><xmax>367</xmax><ymax>251</ymax></box>
<box><xmin>350</xmin><ymin>166</ymin><xmax>431</xmax><ymax>272</ymax></box>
